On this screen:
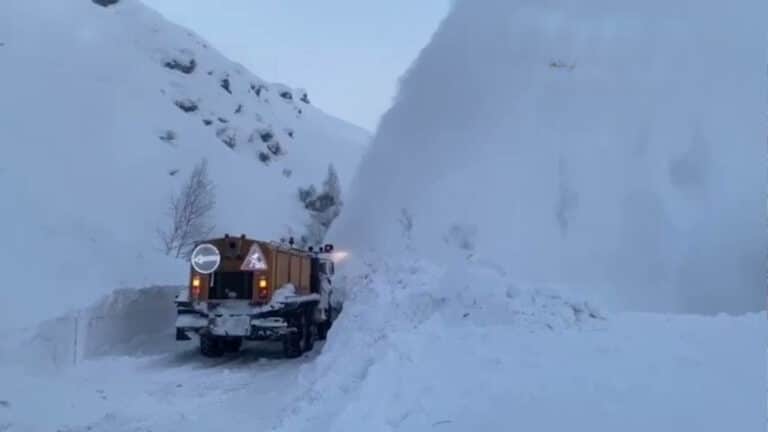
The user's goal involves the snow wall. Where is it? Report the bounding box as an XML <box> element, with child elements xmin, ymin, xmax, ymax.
<box><xmin>333</xmin><ymin>0</ymin><xmax>767</xmax><ymax>314</ymax></box>
<box><xmin>0</xmin><ymin>286</ymin><xmax>182</xmax><ymax>370</ymax></box>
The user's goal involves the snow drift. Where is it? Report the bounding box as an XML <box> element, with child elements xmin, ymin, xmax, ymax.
<box><xmin>0</xmin><ymin>0</ymin><xmax>369</xmax><ymax>328</ymax></box>
<box><xmin>278</xmin><ymin>256</ymin><xmax>766</xmax><ymax>432</ymax></box>
<box><xmin>334</xmin><ymin>0</ymin><xmax>766</xmax><ymax>314</ymax></box>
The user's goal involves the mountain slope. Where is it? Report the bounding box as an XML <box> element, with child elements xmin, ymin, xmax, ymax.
<box><xmin>0</xmin><ymin>0</ymin><xmax>369</xmax><ymax>328</ymax></box>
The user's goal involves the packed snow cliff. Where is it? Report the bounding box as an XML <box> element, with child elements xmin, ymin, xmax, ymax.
<box><xmin>0</xmin><ymin>0</ymin><xmax>369</xmax><ymax>328</ymax></box>
<box><xmin>333</xmin><ymin>0</ymin><xmax>766</xmax><ymax>314</ymax></box>
<box><xmin>294</xmin><ymin>1</ymin><xmax>767</xmax><ymax>430</ymax></box>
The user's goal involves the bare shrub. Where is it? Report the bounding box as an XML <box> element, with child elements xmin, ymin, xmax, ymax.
<box><xmin>298</xmin><ymin>164</ymin><xmax>342</xmax><ymax>246</ymax></box>
<box><xmin>158</xmin><ymin>159</ymin><xmax>216</xmax><ymax>258</ymax></box>
<box><xmin>163</xmin><ymin>58</ymin><xmax>196</xmax><ymax>74</ymax></box>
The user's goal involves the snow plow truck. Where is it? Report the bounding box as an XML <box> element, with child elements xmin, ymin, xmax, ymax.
<box><xmin>174</xmin><ymin>235</ymin><xmax>338</xmax><ymax>358</ymax></box>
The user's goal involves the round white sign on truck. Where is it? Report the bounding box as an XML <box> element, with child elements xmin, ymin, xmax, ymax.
<box><xmin>190</xmin><ymin>243</ymin><xmax>221</xmax><ymax>274</ymax></box>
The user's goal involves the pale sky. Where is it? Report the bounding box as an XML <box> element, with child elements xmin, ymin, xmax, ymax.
<box><xmin>142</xmin><ymin>0</ymin><xmax>450</xmax><ymax>131</ymax></box>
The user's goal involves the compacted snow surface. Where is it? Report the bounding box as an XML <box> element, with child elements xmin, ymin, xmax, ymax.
<box><xmin>0</xmin><ymin>344</ymin><xmax>316</xmax><ymax>432</ymax></box>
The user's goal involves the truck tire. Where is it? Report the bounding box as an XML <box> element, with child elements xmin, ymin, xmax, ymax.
<box><xmin>318</xmin><ymin>300</ymin><xmax>341</xmax><ymax>341</ymax></box>
<box><xmin>303</xmin><ymin>309</ymin><xmax>316</xmax><ymax>353</ymax></box>
<box><xmin>282</xmin><ymin>330</ymin><xmax>303</xmax><ymax>358</ymax></box>
<box><xmin>221</xmin><ymin>337</ymin><xmax>243</xmax><ymax>353</ymax></box>
<box><xmin>200</xmin><ymin>334</ymin><xmax>224</xmax><ymax>358</ymax></box>
<box><xmin>317</xmin><ymin>318</ymin><xmax>330</xmax><ymax>341</ymax></box>
<box><xmin>283</xmin><ymin>310</ymin><xmax>314</xmax><ymax>358</ymax></box>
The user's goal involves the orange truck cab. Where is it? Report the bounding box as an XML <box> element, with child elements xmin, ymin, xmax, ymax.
<box><xmin>174</xmin><ymin>234</ymin><xmax>337</xmax><ymax>358</ymax></box>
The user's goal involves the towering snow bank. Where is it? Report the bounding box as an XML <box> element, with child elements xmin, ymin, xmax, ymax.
<box><xmin>291</xmin><ymin>3</ymin><xmax>766</xmax><ymax>429</ymax></box>
<box><xmin>278</xmin><ymin>255</ymin><xmax>606</xmax><ymax>431</ymax></box>
<box><xmin>0</xmin><ymin>0</ymin><xmax>369</xmax><ymax>327</ymax></box>
<box><xmin>334</xmin><ymin>1</ymin><xmax>766</xmax><ymax>314</ymax></box>
<box><xmin>278</xmin><ymin>257</ymin><xmax>765</xmax><ymax>432</ymax></box>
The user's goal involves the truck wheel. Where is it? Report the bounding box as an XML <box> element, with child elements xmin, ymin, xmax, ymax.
<box><xmin>221</xmin><ymin>337</ymin><xmax>243</xmax><ymax>353</ymax></box>
<box><xmin>316</xmin><ymin>321</ymin><xmax>329</xmax><ymax>341</ymax></box>
<box><xmin>318</xmin><ymin>305</ymin><xmax>335</xmax><ymax>341</ymax></box>
<box><xmin>317</xmin><ymin>302</ymin><xmax>340</xmax><ymax>341</ymax></box>
<box><xmin>283</xmin><ymin>311</ymin><xmax>314</xmax><ymax>358</ymax></box>
<box><xmin>282</xmin><ymin>330</ymin><xmax>303</xmax><ymax>358</ymax></box>
<box><xmin>303</xmin><ymin>309</ymin><xmax>316</xmax><ymax>353</ymax></box>
<box><xmin>200</xmin><ymin>334</ymin><xmax>224</xmax><ymax>358</ymax></box>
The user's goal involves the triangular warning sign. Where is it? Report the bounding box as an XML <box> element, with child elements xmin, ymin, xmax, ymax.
<box><xmin>241</xmin><ymin>243</ymin><xmax>268</xmax><ymax>271</ymax></box>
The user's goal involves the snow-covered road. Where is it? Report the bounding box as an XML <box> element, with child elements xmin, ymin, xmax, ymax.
<box><xmin>1</xmin><ymin>342</ymin><xmax>316</xmax><ymax>432</ymax></box>
<box><xmin>0</xmin><ymin>280</ymin><xmax>763</xmax><ymax>432</ymax></box>
<box><xmin>1</xmin><ymin>312</ymin><xmax>764</xmax><ymax>432</ymax></box>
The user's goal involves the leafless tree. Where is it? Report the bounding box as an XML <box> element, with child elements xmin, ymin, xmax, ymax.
<box><xmin>158</xmin><ymin>158</ymin><xmax>216</xmax><ymax>258</ymax></box>
<box><xmin>297</xmin><ymin>164</ymin><xmax>342</xmax><ymax>247</ymax></box>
